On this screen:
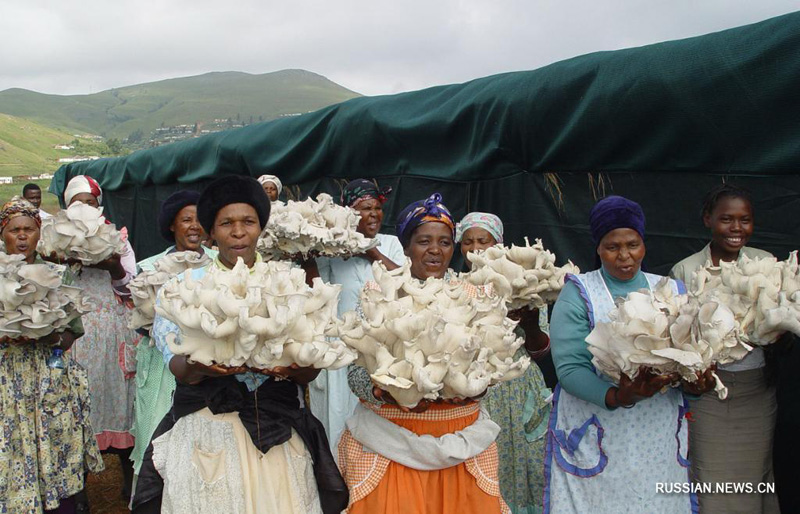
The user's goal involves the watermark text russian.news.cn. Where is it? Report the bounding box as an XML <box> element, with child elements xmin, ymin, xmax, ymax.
<box><xmin>656</xmin><ymin>482</ymin><xmax>775</xmax><ymax>494</ymax></box>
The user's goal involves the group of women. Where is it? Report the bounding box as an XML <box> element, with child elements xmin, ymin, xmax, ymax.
<box><xmin>0</xmin><ymin>172</ymin><xmax>789</xmax><ymax>514</ymax></box>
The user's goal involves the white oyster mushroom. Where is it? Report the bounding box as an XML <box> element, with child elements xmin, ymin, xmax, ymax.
<box><xmin>587</xmin><ymin>277</ymin><xmax>753</xmax><ymax>399</ymax></box>
<box><xmin>689</xmin><ymin>252</ymin><xmax>800</xmax><ymax>345</ymax></box>
<box><xmin>39</xmin><ymin>203</ymin><xmax>126</xmax><ymax>265</ymax></box>
<box><xmin>155</xmin><ymin>257</ymin><xmax>354</xmax><ymax>370</ymax></box>
<box><xmin>128</xmin><ymin>251</ymin><xmax>212</xmax><ymax>332</ymax></box>
<box><xmin>330</xmin><ymin>258</ymin><xmax>530</xmax><ymax>408</ymax></box>
<box><xmin>466</xmin><ymin>238</ymin><xmax>580</xmax><ymax>310</ymax></box>
<box><xmin>0</xmin><ymin>253</ymin><xmax>94</xmax><ymax>340</ymax></box>
<box><xmin>257</xmin><ymin>194</ymin><xmax>379</xmax><ymax>260</ymax></box>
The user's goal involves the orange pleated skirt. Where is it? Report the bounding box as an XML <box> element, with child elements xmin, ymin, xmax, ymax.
<box><xmin>339</xmin><ymin>401</ymin><xmax>509</xmax><ymax>514</ymax></box>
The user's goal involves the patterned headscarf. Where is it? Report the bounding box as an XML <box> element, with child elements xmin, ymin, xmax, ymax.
<box><xmin>395</xmin><ymin>193</ymin><xmax>455</xmax><ymax>247</ymax></box>
<box><xmin>340</xmin><ymin>179</ymin><xmax>392</xmax><ymax>208</ymax></box>
<box><xmin>257</xmin><ymin>174</ymin><xmax>282</xmax><ymax>194</ymax></box>
<box><xmin>455</xmin><ymin>212</ymin><xmax>504</xmax><ymax>244</ymax></box>
<box><xmin>0</xmin><ymin>196</ymin><xmax>41</xmax><ymax>232</ymax></box>
<box><xmin>65</xmin><ymin>175</ymin><xmax>103</xmax><ymax>205</ymax></box>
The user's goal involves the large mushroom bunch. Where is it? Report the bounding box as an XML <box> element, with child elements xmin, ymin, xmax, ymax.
<box><xmin>691</xmin><ymin>252</ymin><xmax>800</xmax><ymax>345</ymax></box>
<box><xmin>155</xmin><ymin>257</ymin><xmax>356</xmax><ymax>370</ymax></box>
<box><xmin>39</xmin><ymin>203</ymin><xmax>126</xmax><ymax>265</ymax></box>
<box><xmin>465</xmin><ymin>238</ymin><xmax>580</xmax><ymax>310</ymax></box>
<box><xmin>586</xmin><ymin>278</ymin><xmax>749</xmax><ymax>399</ymax></box>
<box><xmin>128</xmin><ymin>251</ymin><xmax>213</xmax><ymax>332</ymax></box>
<box><xmin>332</xmin><ymin>260</ymin><xmax>530</xmax><ymax>408</ymax></box>
<box><xmin>257</xmin><ymin>194</ymin><xmax>377</xmax><ymax>259</ymax></box>
<box><xmin>0</xmin><ymin>252</ymin><xmax>95</xmax><ymax>339</ymax></box>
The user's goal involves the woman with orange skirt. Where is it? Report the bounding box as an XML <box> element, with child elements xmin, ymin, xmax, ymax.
<box><xmin>342</xmin><ymin>193</ymin><xmax>509</xmax><ymax>514</ymax></box>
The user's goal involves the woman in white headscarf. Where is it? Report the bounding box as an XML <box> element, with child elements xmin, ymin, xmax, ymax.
<box><xmin>257</xmin><ymin>174</ymin><xmax>282</xmax><ymax>202</ymax></box>
<box><xmin>62</xmin><ymin>175</ymin><xmax>140</xmax><ymax>500</ymax></box>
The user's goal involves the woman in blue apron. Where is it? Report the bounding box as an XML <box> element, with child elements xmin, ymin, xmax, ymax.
<box><xmin>543</xmin><ymin>196</ymin><xmax>714</xmax><ymax>513</ymax></box>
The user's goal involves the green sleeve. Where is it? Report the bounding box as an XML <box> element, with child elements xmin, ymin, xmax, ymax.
<box><xmin>550</xmin><ymin>281</ymin><xmax>614</xmax><ymax>409</ymax></box>
<box><xmin>68</xmin><ymin>315</ymin><xmax>84</xmax><ymax>337</ymax></box>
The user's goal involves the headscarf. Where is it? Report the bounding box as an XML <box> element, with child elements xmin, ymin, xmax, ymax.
<box><xmin>0</xmin><ymin>196</ymin><xmax>41</xmax><ymax>233</ymax></box>
<box><xmin>395</xmin><ymin>193</ymin><xmax>455</xmax><ymax>248</ymax></box>
<box><xmin>158</xmin><ymin>190</ymin><xmax>201</xmax><ymax>242</ymax></box>
<box><xmin>65</xmin><ymin>175</ymin><xmax>103</xmax><ymax>205</ymax></box>
<box><xmin>197</xmin><ymin>175</ymin><xmax>271</xmax><ymax>234</ymax></box>
<box><xmin>340</xmin><ymin>179</ymin><xmax>392</xmax><ymax>208</ymax></box>
<box><xmin>589</xmin><ymin>195</ymin><xmax>646</xmax><ymax>246</ymax></box>
<box><xmin>257</xmin><ymin>174</ymin><xmax>283</xmax><ymax>194</ymax></box>
<box><xmin>455</xmin><ymin>212</ymin><xmax>504</xmax><ymax>244</ymax></box>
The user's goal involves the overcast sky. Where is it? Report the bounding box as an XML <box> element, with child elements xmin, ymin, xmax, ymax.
<box><xmin>1</xmin><ymin>1</ymin><xmax>796</xmax><ymax>97</ymax></box>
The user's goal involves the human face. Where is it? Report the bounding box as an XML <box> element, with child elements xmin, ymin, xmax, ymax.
<box><xmin>3</xmin><ymin>216</ymin><xmax>40</xmax><ymax>263</ymax></box>
<box><xmin>459</xmin><ymin>227</ymin><xmax>497</xmax><ymax>270</ymax></box>
<box><xmin>704</xmin><ymin>196</ymin><xmax>753</xmax><ymax>262</ymax></box>
<box><xmin>23</xmin><ymin>189</ymin><xmax>42</xmax><ymax>209</ymax></box>
<box><xmin>170</xmin><ymin>205</ymin><xmax>204</xmax><ymax>253</ymax></box>
<box><xmin>597</xmin><ymin>228</ymin><xmax>645</xmax><ymax>281</ymax></box>
<box><xmin>262</xmin><ymin>182</ymin><xmax>279</xmax><ymax>202</ymax></box>
<box><xmin>405</xmin><ymin>222</ymin><xmax>454</xmax><ymax>280</ymax></box>
<box><xmin>69</xmin><ymin>192</ymin><xmax>100</xmax><ymax>208</ymax></box>
<box><xmin>353</xmin><ymin>198</ymin><xmax>383</xmax><ymax>238</ymax></box>
<box><xmin>209</xmin><ymin>203</ymin><xmax>262</xmax><ymax>269</ymax></box>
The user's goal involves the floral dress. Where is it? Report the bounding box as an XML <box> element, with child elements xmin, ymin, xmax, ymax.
<box><xmin>70</xmin><ymin>267</ymin><xmax>140</xmax><ymax>449</ymax></box>
<box><xmin>0</xmin><ymin>259</ymin><xmax>104</xmax><ymax>512</ymax></box>
<box><xmin>483</xmin><ymin>333</ymin><xmax>551</xmax><ymax>514</ymax></box>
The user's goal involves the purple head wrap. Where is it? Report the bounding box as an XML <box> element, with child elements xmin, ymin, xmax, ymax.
<box><xmin>589</xmin><ymin>195</ymin><xmax>645</xmax><ymax>246</ymax></box>
<box><xmin>395</xmin><ymin>193</ymin><xmax>455</xmax><ymax>248</ymax></box>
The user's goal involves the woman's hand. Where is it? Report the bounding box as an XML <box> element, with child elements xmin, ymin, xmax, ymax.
<box><xmin>0</xmin><ymin>335</ymin><xmax>33</xmax><ymax>345</ymax></box>
<box><xmin>607</xmin><ymin>366</ymin><xmax>679</xmax><ymax>408</ymax></box>
<box><xmin>509</xmin><ymin>307</ymin><xmax>549</xmax><ymax>355</ymax></box>
<box><xmin>372</xmin><ymin>387</ymin><xmax>481</xmax><ymax>413</ymax></box>
<box><xmin>681</xmin><ymin>367</ymin><xmax>717</xmax><ymax>396</ymax></box>
<box><xmin>252</xmin><ymin>363</ymin><xmax>321</xmax><ymax>385</ymax></box>
<box><xmin>168</xmin><ymin>356</ymin><xmax>248</xmax><ymax>385</ymax></box>
<box><xmin>91</xmin><ymin>253</ymin><xmax>126</xmax><ymax>280</ymax></box>
<box><xmin>41</xmin><ymin>252</ymin><xmax>81</xmax><ymax>266</ymax></box>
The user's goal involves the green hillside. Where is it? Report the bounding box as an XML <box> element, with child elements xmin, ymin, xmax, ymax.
<box><xmin>0</xmin><ymin>69</ymin><xmax>360</xmax><ymax>140</ymax></box>
<box><xmin>0</xmin><ymin>113</ymin><xmax>77</xmax><ymax>176</ymax></box>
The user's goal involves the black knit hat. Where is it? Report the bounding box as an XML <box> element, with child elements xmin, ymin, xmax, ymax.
<box><xmin>197</xmin><ymin>175</ymin><xmax>271</xmax><ymax>234</ymax></box>
<box><xmin>158</xmin><ymin>190</ymin><xmax>201</xmax><ymax>242</ymax></box>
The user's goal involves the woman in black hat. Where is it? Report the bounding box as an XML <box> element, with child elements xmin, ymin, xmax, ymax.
<box><xmin>131</xmin><ymin>176</ymin><xmax>347</xmax><ymax>514</ymax></box>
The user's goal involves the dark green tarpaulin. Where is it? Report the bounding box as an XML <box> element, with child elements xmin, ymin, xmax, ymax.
<box><xmin>50</xmin><ymin>12</ymin><xmax>800</xmax><ymax>274</ymax></box>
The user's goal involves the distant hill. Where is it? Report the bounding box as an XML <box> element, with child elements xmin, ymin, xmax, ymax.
<box><xmin>0</xmin><ymin>69</ymin><xmax>360</xmax><ymax>140</ymax></box>
<box><xmin>0</xmin><ymin>113</ymin><xmax>79</xmax><ymax>176</ymax></box>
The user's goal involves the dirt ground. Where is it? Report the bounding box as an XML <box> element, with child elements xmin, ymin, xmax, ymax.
<box><xmin>85</xmin><ymin>454</ymin><xmax>129</xmax><ymax>513</ymax></box>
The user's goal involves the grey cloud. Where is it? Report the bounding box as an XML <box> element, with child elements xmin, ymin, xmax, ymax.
<box><xmin>0</xmin><ymin>0</ymin><xmax>796</xmax><ymax>96</ymax></box>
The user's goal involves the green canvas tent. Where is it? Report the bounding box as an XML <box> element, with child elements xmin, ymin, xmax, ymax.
<box><xmin>51</xmin><ymin>11</ymin><xmax>800</xmax><ymax>274</ymax></box>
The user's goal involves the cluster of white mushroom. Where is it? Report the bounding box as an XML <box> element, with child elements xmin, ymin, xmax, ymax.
<box><xmin>39</xmin><ymin>203</ymin><xmax>126</xmax><ymax>265</ymax></box>
<box><xmin>257</xmin><ymin>194</ymin><xmax>377</xmax><ymax>259</ymax></box>
<box><xmin>465</xmin><ymin>238</ymin><xmax>580</xmax><ymax>310</ymax></box>
<box><xmin>332</xmin><ymin>260</ymin><xmax>530</xmax><ymax>408</ymax></box>
<box><xmin>691</xmin><ymin>251</ymin><xmax>800</xmax><ymax>345</ymax></box>
<box><xmin>0</xmin><ymin>252</ymin><xmax>94</xmax><ymax>339</ymax></box>
<box><xmin>587</xmin><ymin>278</ymin><xmax>749</xmax><ymax>399</ymax></box>
<box><xmin>128</xmin><ymin>251</ymin><xmax>213</xmax><ymax>332</ymax></box>
<box><xmin>155</xmin><ymin>257</ymin><xmax>356</xmax><ymax>370</ymax></box>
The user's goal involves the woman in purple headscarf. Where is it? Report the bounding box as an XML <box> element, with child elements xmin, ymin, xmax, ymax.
<box><xmin>543</xmin><ymin>196</ymin><xmax>715</xmax><ymax>514</ymax></box>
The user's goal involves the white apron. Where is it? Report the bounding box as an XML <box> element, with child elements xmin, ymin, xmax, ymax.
<box><xmin>544</xmin><ymin>270</ymin><xmax>697</xmax><ymax>514</ymax></box>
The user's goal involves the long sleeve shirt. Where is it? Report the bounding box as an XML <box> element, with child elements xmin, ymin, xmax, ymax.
<box><xmin>550</xmin><ymin>267</ymin><xmax>649</xmax><ymax>409</ymax></box>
